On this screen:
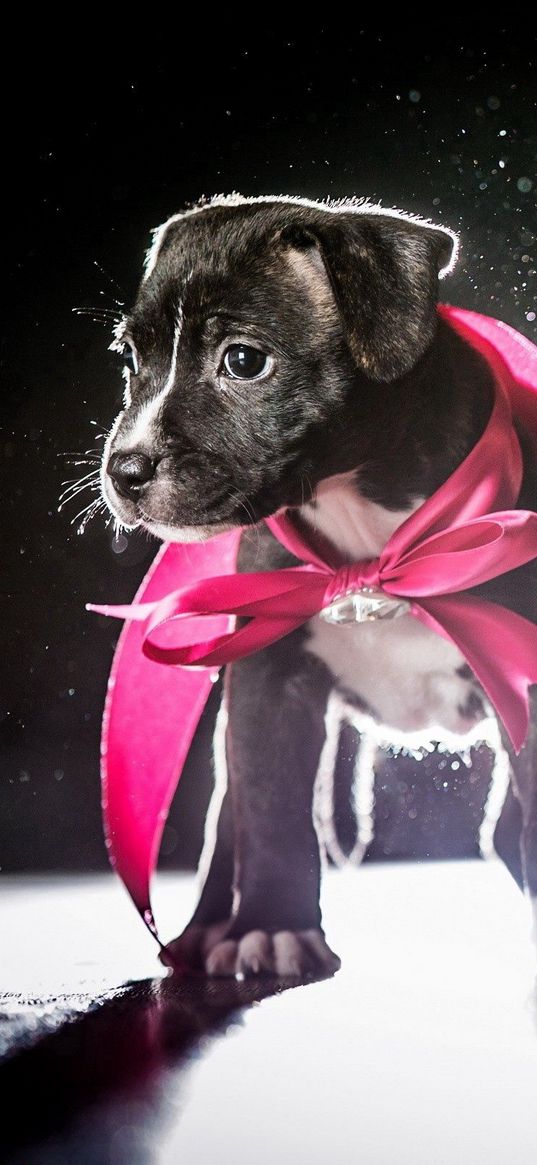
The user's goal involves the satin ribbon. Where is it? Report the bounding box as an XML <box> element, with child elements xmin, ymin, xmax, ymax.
<box><xmin>87</xmin><ymin>305</ymin><xmax>537</xmax><ymax>943</ymax></box>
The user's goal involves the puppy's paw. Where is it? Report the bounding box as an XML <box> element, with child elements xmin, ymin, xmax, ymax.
<box><xmin>159</xmin><ymin>920</ymin><xmax>230</xmax><ymax>973</ymax></box>
<box><xmin>205</xmin><ymin>928</ymin><xmax>341</xmax><ymax>980</ymax></box>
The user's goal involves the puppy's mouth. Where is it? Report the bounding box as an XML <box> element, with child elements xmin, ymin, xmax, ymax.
<box><xmin>102</xmin><ymin>473</ymin><xmax>252</xmax><ymax>543</ymax></box>
<box><xmin>138</xmin><ymin>505</ymin><xmax>238</xmax><ymax>543</ymax></box>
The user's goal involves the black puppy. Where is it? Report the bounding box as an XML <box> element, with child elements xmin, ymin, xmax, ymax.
<box><xmin>100</xmin><ymin>194</ymin><xmax>537</xmax><ymax>977</ymax></box>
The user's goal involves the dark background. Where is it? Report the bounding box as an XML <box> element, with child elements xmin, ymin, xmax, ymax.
<box><xmin>2</xmin><ymin>28</ymin><xmax>536</xmax><ymax>871</ymax></box>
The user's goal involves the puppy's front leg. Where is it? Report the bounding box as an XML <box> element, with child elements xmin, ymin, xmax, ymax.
<box><xmin>217</xmin><ymin>639</ymin><xmax>340</xmax><ymax>976</ymax></box>
<box><xmin>164</xmin><ymin>634</ymin><xmax>341</xmax><ymax>978</ymax></box>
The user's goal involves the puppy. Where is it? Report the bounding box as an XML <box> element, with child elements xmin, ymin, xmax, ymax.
<box><xmin>100</xmin><ymin>194</ymin><xmax>537</xmax><ymax>977</ymax></box>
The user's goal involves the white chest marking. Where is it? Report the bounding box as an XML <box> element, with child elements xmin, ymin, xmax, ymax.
<box><xmin>299</xmin><ymin>471</ymin><xmax>417</xmax><ymax>561</ymax></box>
<box><xmin>300</xmin><ymin>474</ymin><xmax>484</xmax><ymax>736</ymax></box>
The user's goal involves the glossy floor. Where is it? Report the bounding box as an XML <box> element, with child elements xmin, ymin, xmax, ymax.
<box><xmin>2</xmin><ymin>861</ymin><xmax>537</xmax><ymax>1164</ymax></box>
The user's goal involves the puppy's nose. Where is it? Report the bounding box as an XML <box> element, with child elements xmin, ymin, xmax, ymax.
<box><xmin>107</xmin><ymin>451</ymin><xmax>157</xmax><ymax>500</ymax></box>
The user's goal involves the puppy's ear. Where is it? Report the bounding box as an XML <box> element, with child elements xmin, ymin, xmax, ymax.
<box><xmin>281</xmin><ymin>212</ymin><xmax>457</xmax><ymax>382</ymax></box>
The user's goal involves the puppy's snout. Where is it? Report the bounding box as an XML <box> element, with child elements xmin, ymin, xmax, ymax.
<box><xmin>107</xmin><ymin>450</ymin><xmax>157</xmax><ymax>500</ymax></box>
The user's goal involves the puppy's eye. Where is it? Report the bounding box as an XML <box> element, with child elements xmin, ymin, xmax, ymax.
<box><xmin>119</xmin><ymin>342</ymin><xmax>139</xmax><ymax>376</ymax></box>
<box><xmin>222</xmin><ymin>344</ymin><xmax>271</xmax><ymax>380</ymax></box>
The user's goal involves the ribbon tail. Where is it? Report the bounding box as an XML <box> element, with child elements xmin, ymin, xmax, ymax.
<box><xmin>99</xmin><ymin>531</ymin><xmax>241</xmax><ymax>944</ymax></box>
<box><xmin>414</xmin><ymin>595</ymin><xmax>537</xmax><ymax>754</ymax></box>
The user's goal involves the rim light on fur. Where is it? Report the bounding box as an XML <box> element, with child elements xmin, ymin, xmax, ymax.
<box><xmin>142</xmin><ymin>192</ymin><xmax>460</xmax><ymax>284</ymax></box>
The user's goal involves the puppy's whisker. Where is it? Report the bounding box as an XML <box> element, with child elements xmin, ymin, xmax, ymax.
<box><xmin>59</xmin><ymin>483</ymin><xmax>100</xmax><ymax>508</ymax></box>
<box><xmin>233</xmin><ymin>491</ymin><xmax>262</xmax><ymax>560</ymax></box>
<box><xmin>57</xmin><ymin>450</ymin><xmax>102</xmax><ymax>461</ymax></box>
<box><xmin>59</xmin><ymin>472</ymin><xmax>100</xmax><ymax>493</ymax></box>
<box><xmin>59</xmin><ymin>491</ymin><xmax>100</xmax><ymax>515</ymax></box>
<box><xmin>58</xmin><ymin>472</ymin><xmax>101</xmax><ymax>510</ymax></box>
<box><xmin>63</xmin><ymin>454</ymin><xmax>101</xmax><ymax>462</ymax></box>
<box><xmin>76</xmin><ymin>507</ymin><xmax>107</xmax><ymax>536</ymax></box>
<box><xmin>72</xmin><ymin>308</ymin><xmax>123</xmax><ymax>329</ymax></box>
<box><xmin>72</xmin><ymin>306</ymin><xmax>122</xmax><ymax>320</ymax></box>
<box><xmin>62</xmin><ymin>457</ymin><xmax>101</xmax><ymax>468</ymax></box>
<box><xmin>234</xmin><ymin>492</ymin><xmax>256</xmax><ymax>526</ymax></box>
<box><xmin>59</xmin><ymin>481</ymin><xmax>97</xmax><ymax>502</ymax></box>
<box><xmin>71</xmin><ymin>497</ymin><xmax>106</xmax><ymax>532</ymax></box>
<box><xmin>76</xmin><ymin>497</ymin><xmax>109</xmax><ymax>535</ymax></box>
<box><xmin>59</xmin><ymin>469</ymin><xmax>100</xmax><ymax>499</ymax></box>
<box><xmin>89</xmin><ymin>421</ymin><xmax>107</xmax><ymax>440</ymax></box>
<box><xmin>300</xmin><ymin>470</ymin><xmax>314</xmax><ymax>507</ymax></box>
<box><xmin>60</xmin><ymin>468</ymin><xmax>98</xmax><ymax>486</ymax></box>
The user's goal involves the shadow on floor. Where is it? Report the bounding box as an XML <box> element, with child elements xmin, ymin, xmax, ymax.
<box><xmin>0</xmin><ymin>971</ymin><xmax>311</xmax><ymax>1161</ymax></box>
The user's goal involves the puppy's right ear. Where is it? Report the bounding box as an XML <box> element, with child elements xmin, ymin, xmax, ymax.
<box><xmin>280</xmin><ymin>211</ymin><xmax>458</xmax><ymax>382</ymax></box>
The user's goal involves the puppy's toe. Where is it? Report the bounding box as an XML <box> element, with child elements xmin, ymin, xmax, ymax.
<box><xmin>160</xmin><ymin>920</ymin><xmax>230</xmax><ymax>972</ymax></box>
<box><xmin>272</xmin><ymin>930</ymin><xmax>311</xmax><ymax>976</ymax></box>
<box><xmin>205</xmin><ymin>939</ymin><xmax>240</xmax><ymax>977</ymax></box>
<box><xmin>237</xmin><ymin>930</ymin><xmax>275</xmax><ymax>975</ymax></box>
<box><xmin>271</xmin><ymin>929</ymin><xmax>341</xmax><ymax>976</ymax></box>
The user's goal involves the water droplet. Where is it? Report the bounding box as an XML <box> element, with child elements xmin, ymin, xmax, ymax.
<box><xmin>526</xmin><ymin>311</ymin><xmax>536</xmax><ymax>322</ymax></box>
<box><xmin>487</xmin><ymin>95</ymin><xmax>501</xmax><ymax>110</ymax></box>
<box><xmin>517</xmin><ymin>177</ymin><xmax>533</xmax><ymax>193</ymax></box>
<box><xmin>409</xmin><ymin>89</ymin><xmax>421</xmax><ymax>103</ymax></box>
<box><xmin>112</xmin><ymin>533</ymin><xmax>128</xmax><ymax>555</ymax></box>
<box><xmin>143</xmin><ymin>909</ymin><xmax>157</xmax><ymax>935</ymax></box>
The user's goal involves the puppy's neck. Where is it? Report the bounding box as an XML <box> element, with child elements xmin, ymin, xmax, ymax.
<box><xmin>296</xmin><ymin>318</ymin><xmax>496</xmax><ymax>561</ymax></box>
<box><xmin>298</xmin><ymin>471</ymin><xmax>419</xmax><ymax>562</ymax></box>
<box><xmin>319</xmin><ymin>318</ymin><xmax>494</xmax><ymax>507</ymax></box>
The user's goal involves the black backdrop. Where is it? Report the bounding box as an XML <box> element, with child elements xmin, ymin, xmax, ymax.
<box><xmin>2</xmin><ymin>28</ymin><xmax>536</xmax><ymax>871</ymax></box>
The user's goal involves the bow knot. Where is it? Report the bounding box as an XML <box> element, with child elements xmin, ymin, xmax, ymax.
<box><xmin>323</xmin><ymin>559</ymin><xmax>381</xmax><ymax>609</ymax></box>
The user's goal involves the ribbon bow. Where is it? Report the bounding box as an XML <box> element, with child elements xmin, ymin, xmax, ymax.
<box><xmin>87</xmin><ymin>306</ymin><xmax>537</xmax><ymax>943</ymax></box>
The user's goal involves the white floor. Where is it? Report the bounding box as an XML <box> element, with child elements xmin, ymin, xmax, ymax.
<box><xmin>3</xmin><ymin>860</ymin><xmax>537</xmax><ymax>1164</ymax></box>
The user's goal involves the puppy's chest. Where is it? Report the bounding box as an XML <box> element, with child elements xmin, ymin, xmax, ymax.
<box><xmin>299</xmin><ymin>479</ymin><xmax>485</xmax><ymax>735</ymax></box>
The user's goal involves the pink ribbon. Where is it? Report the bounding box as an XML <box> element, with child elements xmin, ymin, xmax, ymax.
<box><xmin>87</xmin><ymin>305</ymin><xmax>537</xmax><ymax>943</ymax></box>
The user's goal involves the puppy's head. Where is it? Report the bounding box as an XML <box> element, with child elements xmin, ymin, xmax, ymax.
<box><xmin>101</xmin><ymin>194</ymin><xmax>457</xmax><ymax>541</ymax></box>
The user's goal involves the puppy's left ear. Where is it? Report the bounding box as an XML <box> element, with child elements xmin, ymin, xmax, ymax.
<box><xmin>282</xmin><ymin>211</ymin><xmax>458</xmax><ymax>382</ymax></box>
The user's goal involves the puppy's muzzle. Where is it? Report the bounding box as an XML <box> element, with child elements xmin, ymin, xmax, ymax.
<box><xmin>107</xmin><ymin>451</ymin><xmax>158</xmax><ymax>501</ymax></box>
